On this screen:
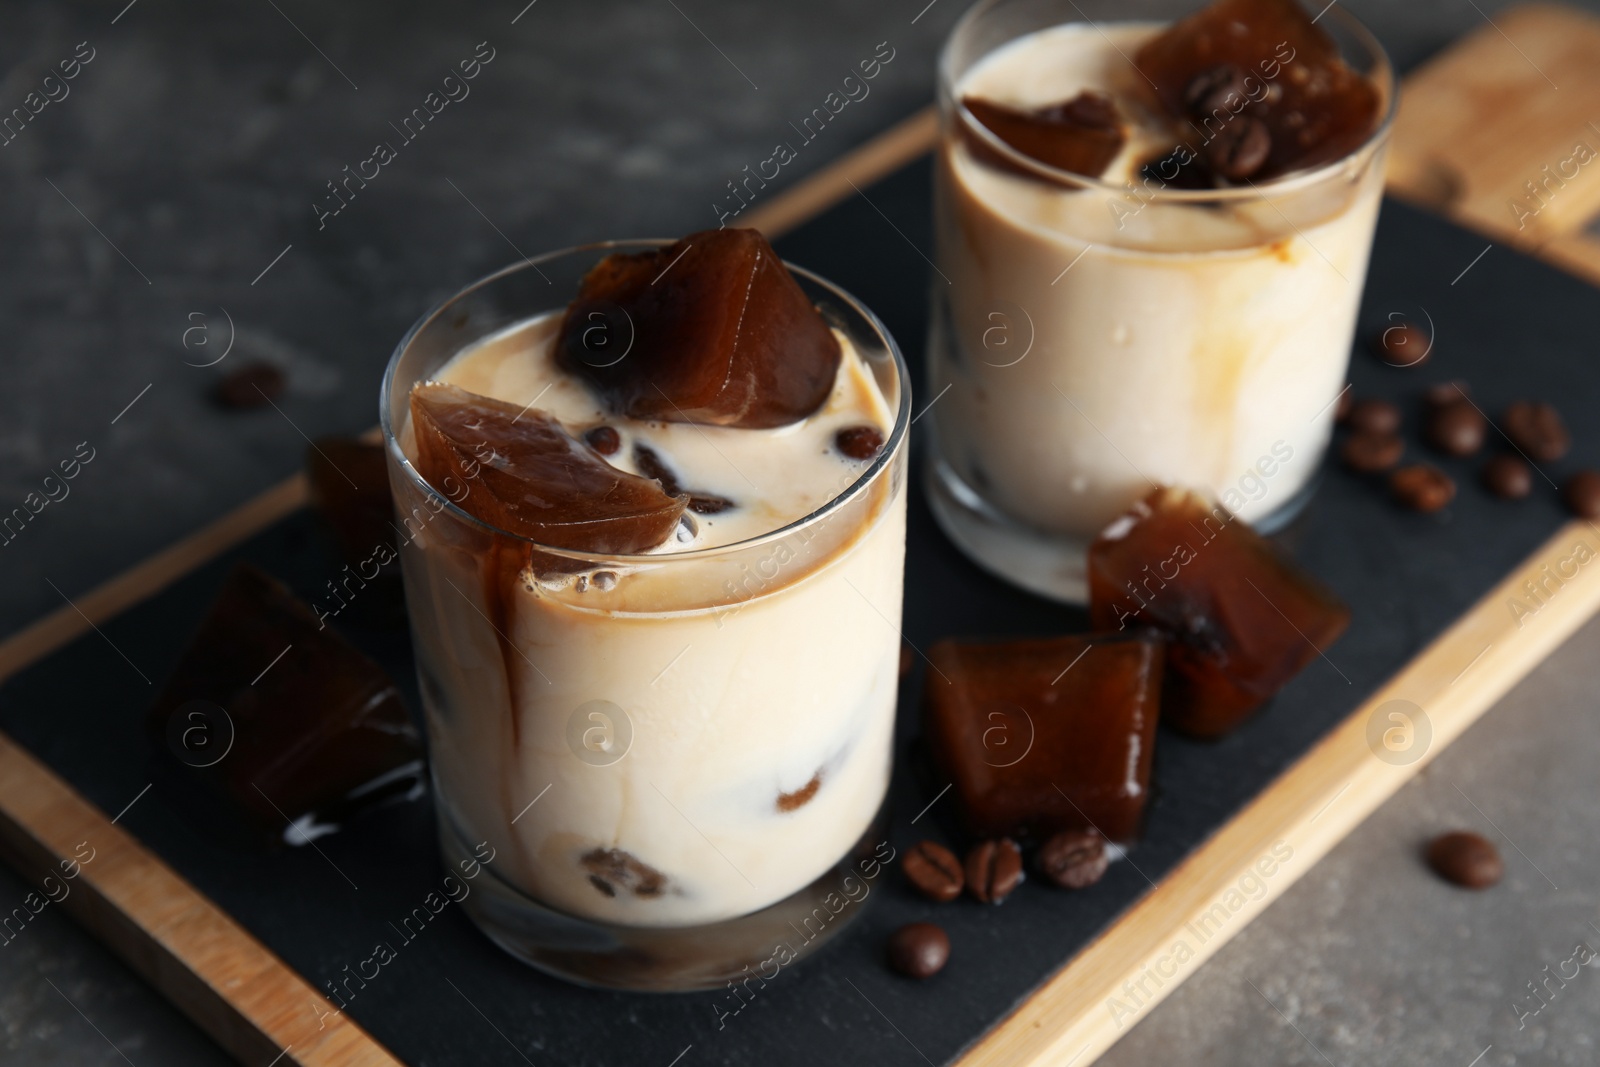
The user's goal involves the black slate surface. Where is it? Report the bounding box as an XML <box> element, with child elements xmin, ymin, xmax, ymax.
<box><xmin>2</xmin><ymin>157</ymin><xmax>1596</xmax><ymax>1067</ymax></box>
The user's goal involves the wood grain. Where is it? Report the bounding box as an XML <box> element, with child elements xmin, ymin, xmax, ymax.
<box><xmin>1385</xmin><ymin>4</ymin><xmax>1600</xmax><ymax>248</ymax></box>
<box><xmin>3</xmin><ymin>9</ymin><xmax>1600</xmax><ymax>1065</ymax></box>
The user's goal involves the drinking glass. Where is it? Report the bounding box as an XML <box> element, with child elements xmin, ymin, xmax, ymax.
<box><xmin>381</xmin><ymin>244</ymin><xmax>910</xmax><ymax>991</ymax></box>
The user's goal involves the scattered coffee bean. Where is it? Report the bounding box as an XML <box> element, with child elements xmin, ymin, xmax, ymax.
<box><xmin>1183</xmin><ymin>63</ymin><xmax>1248</xmax><ymax>117</ymax></box>
<box><xmin>1334</xmin><ymin>388</ymin><xmax>1354</xmax><ymax>424</ymax></box>
<box><xmin>1502</xmin><ymin>401</ymin><xmax>1570</xmax><ymax>462</ymax></box>
<box><xmin>212</xmin><ymin>361</ymin><xmax>286</xmax><ymax>409</ymax></box>
<box><xmin>836</xmin><ymin>425</ymin><xmax>885</xmax><ymax>461</ymax></box>
<box><xmin>1390</xmin><ymin>464</ymin><xmax>1456</xmax><ymax>513</ymax></box>
<box><xmin>584</xmin><ymin>426</ymin><xmax>621</xmax><ymax>455</ymax></box>
<box><xmin>1562</xmin><ymin>470</ymin><xmax>1600</xmax><ymax>518</ymax></box>
<box><xmin>688</xmin><ymin>493</ymin><xmax>735</xmax><ymax>515</ymax></box>
<box><xmin>903</xmin><ymin>840</ymin><xmax>964</xmax><ymax>903</ymax></box>
<box><xmin>1340</xmin><ymin>431</ymin><xmax>1403</xmax><ymax>473</ymax></box>
<box><xmin>965</xmin><ymin>838</ymin><xmax>1023</xmax><ymax>904</ymax></box>
<box><xmin>1373</xmin><ymin>321</ymin><xmax>1431</xmax><ymax>366</ymax></box>
<box><xmin>886</xmin><ymin>922</ymin><xmax>950</xmax><ymax>979</ymax></box>
<box><xmin>1481</xmin><ymin>455</ymin><xmax>1532</xmax><ymax>500</ymax></box>
<box><xmin>1036</xmin><ymin>830</ymin><xmax>1109</xmax><ymax>890</ymax></box>
<box><xmin>1204</xmin><ymin>116</ymin><xmax>1271</xmax><ymax>180</ymax></box>
<box><xmin>1347</xmin><ymin>398</ymin><xmax>1401</xmax><ymax>435</ymax></box>
<box><xmin>1425</xmin><ymin>830</ymin><xmax>1502</xmax><ymax>889</ymax></box>
<box><xmin>1425</xmin><ymin>400</ymin><xmax>1486</xmax><ymax>457</ymax></box>
<box><xmin>1423</xmin><ymin>380</ymin><xmax>1470</xmax><ymax>409</ymax></box>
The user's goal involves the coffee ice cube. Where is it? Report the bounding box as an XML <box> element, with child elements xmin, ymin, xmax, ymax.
<box><xmin>147</xmin><ymin>564</ymin><xmax>423</xmax><ymax>845</ymax></box>
<box><xmin>557</xmin><ymin>228</ymin><xmax>841</xmax><ymax>429</ymax></box>
<box><xmin>307</xmin><ymin>436</ymin><xmax>394</xmax><ymax>566</ymax></box>
<box><xmin>1135</xmin><ymin>0</ymin><xmax>1381</xmax><ymax>179</ymax></box>
<box><xmin>306</xmin><ymin>436</ymin><xmax>407</xmax><ymax>629</ymax></box>
<box><xmin>1087</xmin><ymin>487</ymin><xmax>1350</xmax><ymax>739</ymax></box>
<box><xmin>410</xmin><ymin>382</ymin><xmax>686</xmax><ymax>555</ymax></box>
<box><xmin>924</xmin><ymin>632</ymin><xmax>1163</xmax><ymax>843</ymax></box>
<box><xmin>962</xmin><ymin>92</ymin><xmax>1127</xmax><ymax>180</ymax></box>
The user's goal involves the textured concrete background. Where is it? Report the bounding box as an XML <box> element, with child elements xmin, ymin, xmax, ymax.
<box><xmin>2</xmin><ymin>0</ymin><xmax>1599</xmax><ymax>1063</ymax></box>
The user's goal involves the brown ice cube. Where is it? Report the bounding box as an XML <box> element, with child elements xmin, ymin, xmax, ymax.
<box><xmin>307</xmin><ymin>436</ymin><xmax>407</xmax><ymax>629</ymax></box>
<box><xmin>307</xmin><ymin>436</ymin><xmax>394</xmax><ymax>566</ymax></box>
<box><xmin>1087</xmin><ymin>487</ymin><xmax>1350</xmax><ymax>739</ymax></box>
<box><xmin>923</xmin><ymin>632</ymin><xmax>1163</xmax><ymax>843</ymax></box>
<box><xmin>961</xmin><ymin>92</ymin><xmax>1126</xmax><ymax>180</ymax></box>
<box><xmin>557</xmin><ymin>228</ymin><xmax>841</xmax><ymax>429</ymax></box>
<box><xmin>146</xmin><ymin>564</ymin><xmax>423</xmax><ymax>845</ymax></box>
<box><xmin>410</xmin><ymin>382</ymin><xmax>686</xmax><ymax>555</ymax></box>
<box><xmin>1134</xmin><ymin>0</ymin><xmax>1381</xmax><ymax>179</ymax></box>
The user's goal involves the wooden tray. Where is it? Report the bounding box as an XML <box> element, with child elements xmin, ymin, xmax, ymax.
<box><xmin>5</xmin><ymin>8</ymin><xmax>1600</xmax><ymax>1065</ymax></box>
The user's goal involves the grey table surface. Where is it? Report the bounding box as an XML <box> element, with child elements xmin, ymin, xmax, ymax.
<box><xmin>2</xmin><ymin>1</ymin><xmax>1597</xmax><ymax>1063</ymax></box>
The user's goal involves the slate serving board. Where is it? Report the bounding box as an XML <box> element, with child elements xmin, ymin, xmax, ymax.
<box><xmin>3</xmin><ymin>154</ymin><xmax>1599</xmax><ymax>1067</ymax></box>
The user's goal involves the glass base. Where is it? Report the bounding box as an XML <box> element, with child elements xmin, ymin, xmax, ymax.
<box><xmin>444</xmin><ymin>801</ymin><xmax>889</xmax><ymax>993</ymax></box>
<box><xmin>924</xmin><ymin>455</ymin><xmax>1322</xmax><ymax>606</ymax></box>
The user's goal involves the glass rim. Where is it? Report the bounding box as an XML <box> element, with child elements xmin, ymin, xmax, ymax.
<box><xmin>938</xmin><ymin>0</ymin><xmax>1398</xmax><ymax>201</ymax></box>
<box><xmin>379</xmin><ymin>239</ymin><xmax>911</xmax><ymax>565</ymax></box>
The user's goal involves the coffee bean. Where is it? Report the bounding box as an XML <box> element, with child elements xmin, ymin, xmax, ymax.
<box><xmin>1390</xmin><ymin>464</ymin><xmax>1455</xmax><ymax>513</ymax></box>
<box><xmin>964</xmin><ymin>838</ymin><xmax>1023</xmax><ymax>904</ymax></box>
<box><xmin>1183</xmin><ymin>64</ymin><xmax>1249</xmax><ymax>118</ymax></box>
<box><xmin>1036</xmin><ymin>830</ymin><xmax>1108</xmax><ymax>889</ymax></box>
<box><xmin>886</xmin><ymin>922</ymin><xmax>950</xmax><ymax>979</ymax></box>
<box><xmin>584</xmin><ymin>426</ymin><xmax>621</xmax><ymax>455</ymax></box>
<box><xmin>1334</xmin><ymin>388</ymin><xmax>1354</xmax><ymax>424</ymax></box>
<box><xmin>1347</xmin><ymin>398</ymin><xmax>1401</xmax><ymax>435</ymax></box>
<box><xmin>1502</xmin><ymin>401</ymin><xmax>1570</xmax><ymax>462</ymax></box>
<box><xmin>899</xmin><ymin>644</ymin><xmax>913</xmax><ymax>679</ymax></box>
<box><xmin>903</xmin><ymin>841</ymin><xmax>964</xmax><ymax>903</ymax></box>
<box><xmin>1425</xmin><ymin>830</ymin><xmax>1502</xmax><ymax>889</ymax></box>
<box><xmin>1204</xmin><ymin>116</ymin><xmax>1270</xmax><ymax>180</ymax></box>
<box><xmin>1562</xmin><ymin>470</ymin><xmax>1600</xmax><ymax>518</ymax></box>
<box><xmin>1423</xmin><ymin>380</ymin><xmax>1470</xmax><ymax>409</ymax></box>
<box><xmin>688</xmin><ymin>493</ymin><xmax>735</xmax><ymax>515</ymax></box>
<box><xmin>1340</xmin><ymin>431</ymin><xmax>1403</xmax><ymax>473</ymax></box>
<box><xmin>1425</xmin><ymin>400</ymin><xmax>1486</xmax><ymax>457</ymax></box>
<box><xmin>634</xmin><ymin>444</ymin><xmax>681</xmax><ymax>494</ymax></box>
<box><xmin>1481</xmin><ymin>455</ymin><xmax>1532</xmax><ymax>500</ymax></box>
<box><xmin>1373</xmin><ymin>321</ymin><xmax>1431</xmax><ymax>367</ymax></box>
<box><xmin>836</xmin><ymin>425</ymin><xmax>885</xmax><ymax>461</ymax></box>
<box><xmin>212</xmin><ymin>361</ymin><xmax>286</xmax><ymax>409</ymax></box>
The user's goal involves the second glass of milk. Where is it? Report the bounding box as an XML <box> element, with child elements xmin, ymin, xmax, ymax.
<box><xmin>925</xmin><ymin>0</ymin><xmax>1394</xmax><ymax>602</ymax></box>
